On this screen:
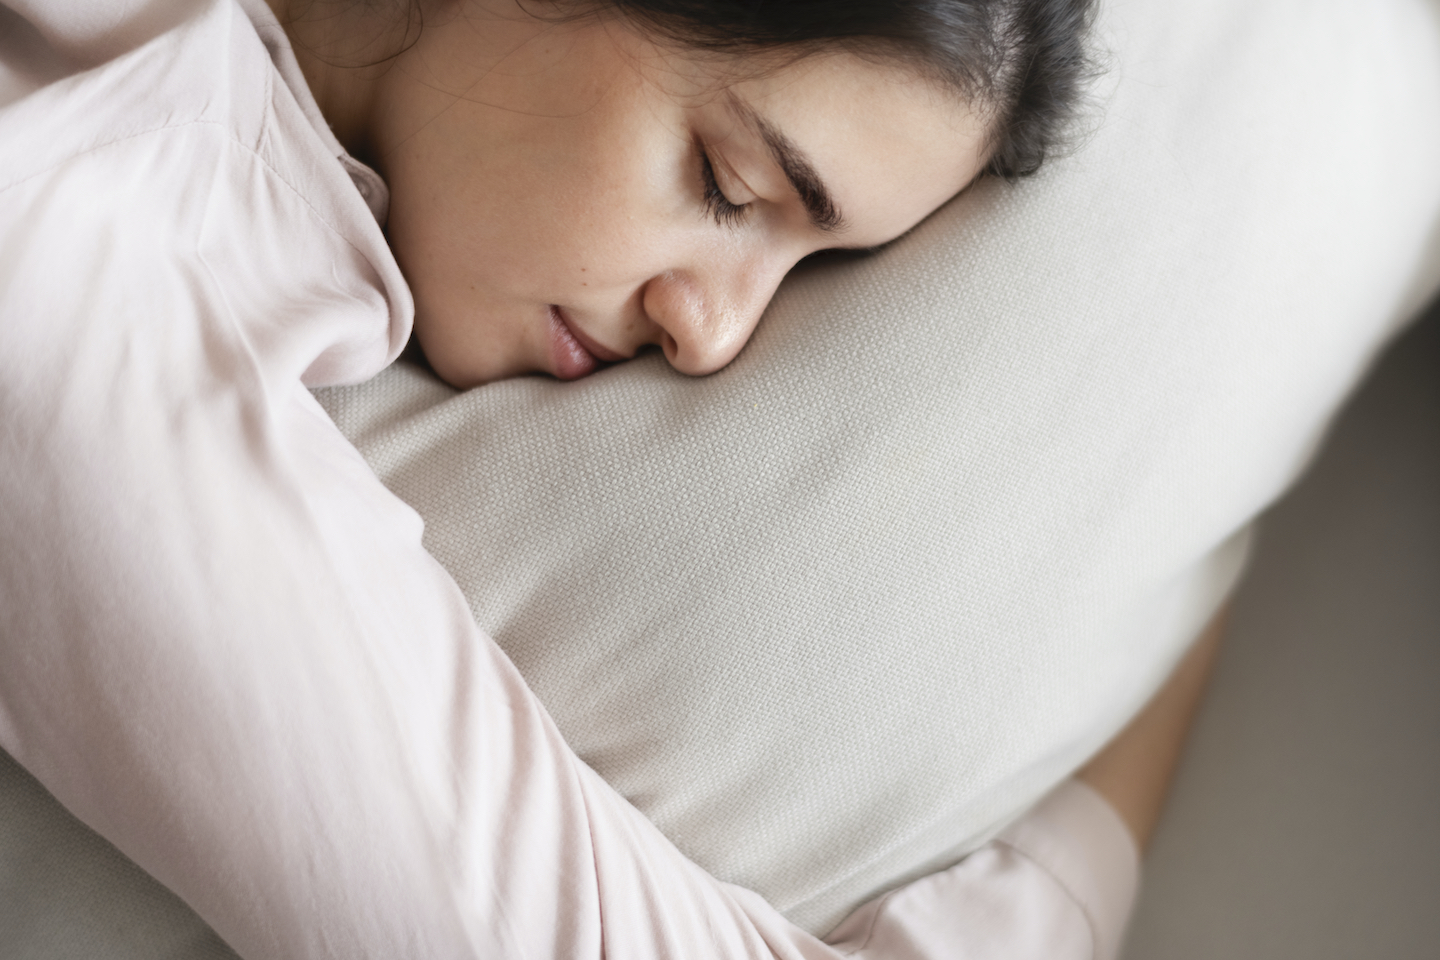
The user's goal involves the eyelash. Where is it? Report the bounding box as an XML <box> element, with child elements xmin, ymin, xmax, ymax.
<box><xmin>699</xmin><ymin>147</ymin><xmax>750</xmax><ymax>227</ymax></box>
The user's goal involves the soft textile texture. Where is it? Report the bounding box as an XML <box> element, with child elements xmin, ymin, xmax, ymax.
<box><xmin>0</xmin><ymin>1</ymin><xmax>1141</xmax><ymax>958</ymax></box>
<box><xmin>316</xmin><ymin>0</ymin><xmax>1440</xmax><ymax>934</ymax></box>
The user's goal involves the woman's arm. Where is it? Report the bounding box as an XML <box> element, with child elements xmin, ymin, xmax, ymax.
<box><xmin>1080</xmin><ymin>609</ymin><xmax>1227</xmax><ymax>851</ymax></box>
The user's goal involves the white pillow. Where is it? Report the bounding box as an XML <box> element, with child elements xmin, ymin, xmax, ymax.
<box><xmin>315</xmin><ymin>0</ymin><xmax>1440</xmax><ymax>934</ymax></box>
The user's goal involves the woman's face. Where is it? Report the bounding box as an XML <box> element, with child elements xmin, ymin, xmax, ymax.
<box><xmin>366</xmin><ymin>3</ymin><xmax>990</xmax><ymax>387</ymax></box>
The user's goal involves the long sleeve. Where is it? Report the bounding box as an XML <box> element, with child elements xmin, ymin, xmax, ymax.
<box><xmin>823</xmin><ymin>781</ymin><xmax>1138</xmax><ymax>960</ymax></box>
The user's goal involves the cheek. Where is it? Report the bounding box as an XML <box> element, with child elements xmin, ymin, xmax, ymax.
<box><xmin>383</xmin><ymin>68</ymin><xmax>708</xmax><ymax>320</ymax></box>
<box><xmin>384</xmin><ymin>142</ymin><xmax>561</xmax><ymax>309</ymax></box>
<box><xmin>445</xmin><ymin>137</ymin><xmax>666</xmax><ymax>282</ymax></box>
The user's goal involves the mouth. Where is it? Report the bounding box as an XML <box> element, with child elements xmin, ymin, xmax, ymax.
<box><xmin>547</xmin><ymin>305</ymin><xmax>625</xmax><ymax>381</ymax></box>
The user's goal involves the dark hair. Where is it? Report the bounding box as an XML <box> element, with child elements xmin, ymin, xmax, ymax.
<box><xmin>573</xmin><ymin>0</ymin><xmax>1097</xmax><ymax>178</ymax></box>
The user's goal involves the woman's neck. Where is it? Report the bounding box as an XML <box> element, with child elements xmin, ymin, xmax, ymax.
<box><xmin>263</xmin><ymin>0</ymin><xmax>400</xmax><ymax>158</ymax></box>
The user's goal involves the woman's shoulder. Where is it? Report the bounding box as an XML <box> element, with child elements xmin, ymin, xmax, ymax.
<box><xmin>0</xmin><ymin>0</ymin><xmax>410</xmax><ymax>386</ymax></box>
<box><xmin>0</xmin><ymin>1</ymin><xmax>276</xmax><ymax>188</ymax></box>
<box><xmin>0</xmin><ymin>0</ymin><xmax>377</xmax><ymax>231</ymax></box>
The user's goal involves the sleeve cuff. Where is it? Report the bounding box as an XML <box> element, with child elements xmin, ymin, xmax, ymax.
<box><xmin>996</xmin><ymin>778</ymin><xmax>1141</xmax><ymax>960</ymax></box>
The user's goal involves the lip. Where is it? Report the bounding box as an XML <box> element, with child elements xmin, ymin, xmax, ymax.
<box><xmin>548</xmin><ymin>305</ymin><xmax>626</xmax><ymax>380</ymax></box>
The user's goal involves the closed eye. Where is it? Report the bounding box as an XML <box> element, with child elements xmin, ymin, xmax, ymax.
<box><xmin>698</xmin><ymin>144</ymin><xmax>750</xmax><ymax>227</ymax></box>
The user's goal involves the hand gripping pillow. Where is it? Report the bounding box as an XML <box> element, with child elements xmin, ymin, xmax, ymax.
<box><xmin>315</xmin><ymin>0</ymin><xmax>1440</xmax><ymax>936</ymax></box>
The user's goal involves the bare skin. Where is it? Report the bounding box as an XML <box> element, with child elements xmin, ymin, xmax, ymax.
<box><xmin>1079</xmin><ymin>608</ymin><xmax>1228</xmax><ymax>851</ymax></box>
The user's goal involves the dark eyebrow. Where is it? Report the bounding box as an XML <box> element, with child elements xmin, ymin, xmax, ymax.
<box><xmin>728</xmin><ymin>97</ymin><xmax>846</xmax><ymax>234</ymax></box>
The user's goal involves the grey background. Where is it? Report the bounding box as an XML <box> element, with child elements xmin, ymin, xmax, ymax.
<box><xmin>1122</xmin><ymin>302</ymin><xmax>1440</xmax><ymax>959</ymax></box>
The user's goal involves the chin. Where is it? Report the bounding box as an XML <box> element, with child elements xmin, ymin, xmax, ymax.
<box><xmin>412</xmin><ymin>316</ymin><xmax>536</xmax><ymax>390</ymax></box>
<box><xmin>414</xmin><ymin>339</ymin><xmax>499</xmax><ymax>390</ymax></box>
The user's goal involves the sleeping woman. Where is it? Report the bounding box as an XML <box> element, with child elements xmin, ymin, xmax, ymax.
<box><xmin>0</xmin><ymin>0</ymin><xmax>1217</xmax><ymax>956</ymax></box>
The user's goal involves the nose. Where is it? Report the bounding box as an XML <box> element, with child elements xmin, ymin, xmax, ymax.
<box><xmin>641</xmin><ymin>253</ymin><xmax>793</xmax><ymax>376</ymax></box>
